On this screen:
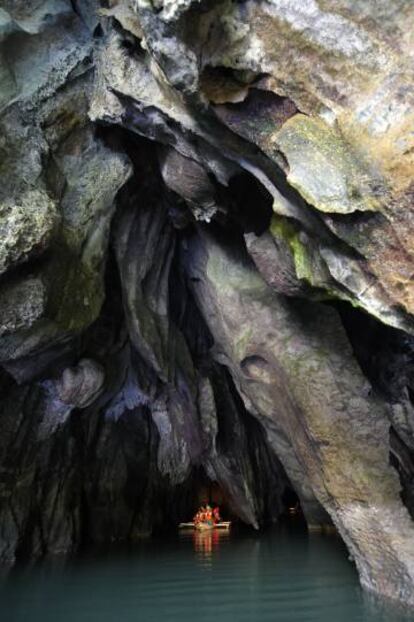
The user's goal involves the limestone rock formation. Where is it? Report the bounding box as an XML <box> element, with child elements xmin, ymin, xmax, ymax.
<box><xmin>55</xmin><ymin>358</ymin><xmax>105</xmax><ymax>408</ymax></box>
<box><xmin>185</xmin><ymin>228</ymin><xmax>414</xmax><ymax>604</ymax></box>
<box><xmin>1</xmin><ymin>0</ymin><xmax>414</xmax><ymax>609</ymax></box>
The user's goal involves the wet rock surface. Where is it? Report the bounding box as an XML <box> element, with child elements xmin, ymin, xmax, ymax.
<box><xmin>1</xmin><ymin>0</ymin><xmax>414</xmax><ymax>608</ymax></box>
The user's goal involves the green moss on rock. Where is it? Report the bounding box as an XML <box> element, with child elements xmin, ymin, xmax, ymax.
<box><xmin>270</xmin><ymin>214</ymin><xmax>317</xmax><ymax>285</ymax></box>
<box><xmin>275</xmin><ymin>114</ymin><xmax>382</xmax><ymax>214</ymax></box>
<box><xmin>269</xmin><ymin>214</ymin><xmax>366</xmax><ymax>309</ymax></box>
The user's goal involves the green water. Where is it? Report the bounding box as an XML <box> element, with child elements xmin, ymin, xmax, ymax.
<box><xmin>1</xmin><ymin>527</ymin><xmax>413</xmax><ymax>622</ymax></box>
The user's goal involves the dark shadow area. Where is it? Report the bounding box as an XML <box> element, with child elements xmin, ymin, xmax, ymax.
<box><xmin>227</xmin><ymin>170</ymin><xmax>274</xmax><ymax>235</ymax></box>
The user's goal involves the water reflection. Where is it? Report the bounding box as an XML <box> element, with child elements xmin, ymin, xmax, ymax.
<box><xmin>192</xmin><ymin>528</ymin><xmax>230</xmax><ymax>561</ymax></box>
<box><xmin>178</xmin><ymin>527</ymin><xmax>232</xmax><ymax>570</ymax></box>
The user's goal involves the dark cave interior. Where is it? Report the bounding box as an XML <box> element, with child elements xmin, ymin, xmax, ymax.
<box><xmin>0</xmin><ymin>117</ymin><xmax>413</xmax><ymax>563</ymax></box>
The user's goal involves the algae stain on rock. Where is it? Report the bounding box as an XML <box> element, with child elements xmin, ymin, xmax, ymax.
<box><xmin>275</xmin><ymin>114</ymin><xmax>382</xmax><ymax>215</ymax></box>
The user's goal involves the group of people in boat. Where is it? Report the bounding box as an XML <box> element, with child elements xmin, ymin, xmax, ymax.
<box><xmin>193</xmin><ymin>504</ymin><xmax>221</xmax><ymax>527</ymax></box>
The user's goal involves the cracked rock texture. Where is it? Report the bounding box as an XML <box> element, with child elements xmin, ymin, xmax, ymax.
<box><xmin>1</xmin><ymin>0</ymin><xmax>414</xmax><ymax>608</ymax></box>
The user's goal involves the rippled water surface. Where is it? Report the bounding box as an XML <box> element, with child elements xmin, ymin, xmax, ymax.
<box><xmin>1</xmin><ymin>527</ymin><xmax>412</xmax><ymax>622</ymax></box>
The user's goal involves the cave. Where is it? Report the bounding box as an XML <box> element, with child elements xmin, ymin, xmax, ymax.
<box><xmin>1</xmin><ymin>1</ymin><xmax>414</xmax><ymax>619</ymax></box>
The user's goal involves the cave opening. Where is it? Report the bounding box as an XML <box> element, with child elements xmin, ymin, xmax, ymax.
<box><xmin>0</xmin><ymin>47</ymin><xmax>401</xmax><ymax>609</ymax></box>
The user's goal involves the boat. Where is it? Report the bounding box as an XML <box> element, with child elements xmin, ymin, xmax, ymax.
<box><xmin>179</xmin><ymin>521</ymin><xmax>231</xmax><ymax>531</ymax></box>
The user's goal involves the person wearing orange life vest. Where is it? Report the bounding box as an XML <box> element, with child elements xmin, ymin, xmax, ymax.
<box><xmin>205</xmin><ymin>505</ymin><xmax>213</xmax><ymax>526</ymax></box>
<box><xmin>198</xmin><ymin>506</ymin><xmax>206</xmax><ymax>523</ymax></box>
<box><xmin>213</xmin><ymin>506</ymin><xmax>221</xmax><ymax>524</ymax></box>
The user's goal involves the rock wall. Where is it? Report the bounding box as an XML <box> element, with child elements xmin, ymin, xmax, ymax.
<box><xmin>1</xmin><ymin>0</ymin><xmax>414</xmax><ymax>607</ymax></box>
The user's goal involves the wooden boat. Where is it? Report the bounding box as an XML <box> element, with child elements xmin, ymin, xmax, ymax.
<box><xmin>179</xmin><ymin>521</ymin><xmax>231</xmax><ymax>531</ymax></box>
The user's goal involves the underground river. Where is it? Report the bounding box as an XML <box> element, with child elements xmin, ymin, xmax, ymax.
<box><xmin>0</xmin><ymin>526</ymin><xmax>412</xmax><ymax>622</ymax></box>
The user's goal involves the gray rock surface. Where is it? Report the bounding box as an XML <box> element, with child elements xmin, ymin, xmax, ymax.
<box><xmin>55</xmin><ymin>358</ymin><xmax>105</xmax><ymax>408</ymax></box>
